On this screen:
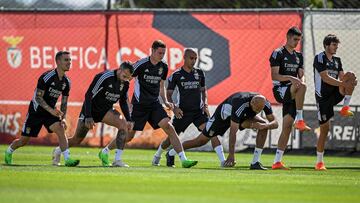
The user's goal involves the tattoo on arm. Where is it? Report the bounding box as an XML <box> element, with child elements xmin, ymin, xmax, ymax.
<box><xmin>35</xmin><ymin>89</ymin><xmax>53</xmax><ymax>114</ymax></box>
<box><xmin>61</xmin><ymin>96</ymin><xmax>68</xmax><ymax>119</ymax></box>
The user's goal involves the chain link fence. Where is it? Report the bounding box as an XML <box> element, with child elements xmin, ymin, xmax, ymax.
<box><xmin>1</xmin><ymin>1</ymin><xmax>359</xmax><ymax>151</ymax></box>
<box><xmin>2</xmin><ymin>0</ymin><xmax>360</xmax><ymax>9</ymax></box>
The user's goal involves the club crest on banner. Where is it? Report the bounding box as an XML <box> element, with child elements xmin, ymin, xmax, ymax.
<box><xmin>3</xmin><ymin>36</ymin><xmax>24</xmax><ymax>69</ymax></box>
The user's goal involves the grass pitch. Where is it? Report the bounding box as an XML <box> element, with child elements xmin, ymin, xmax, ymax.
<box><xmin>1</xmin><ymin>145</ymin><xmax>360</xmax><ymax>203</ymax></box>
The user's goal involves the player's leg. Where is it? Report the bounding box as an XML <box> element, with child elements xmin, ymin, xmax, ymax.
<box><xmin>52</xmin><ymin>119</ymin><xmax>89</xmax><ymax>166</ymax></box>
<box><xmin>157</xmin><ymin>117</ymin><xmax>198</xmax><ymax>168</ymax></box>
<box><xmin>48</xmin><ymin>121</ymin><xmax>79</xmax><ymax>167</ymax></box>
<box><xmin>5</xmin><ymin>136</ymin><xmax>31</xmax><ymax>165</ymax></box>
<box><xmin>196</xmin><ymin>113</ymin><xmax>225</xmax><ymax>167</ymax></box>
<box><xmin>340</xmin><ymin>72</ymin><xmax>357</xmax><ymax>117</ymax></box>
<box><xmin>289</xmin><ymin>83</ymin><xmax>311</xmax><ymax>131</ymax></box>
<box><xmin>315</xmin><ymin>120</ymin><xmax>329</xmax><ymax>171</ymax></box>
<box><xmin>99</xmin><ymin>109</ymin><xmax>129</xmax><ymax>167</ymax></box>
<box><xmin>167</xmin><ymin>114</ymin><xmax>228</xmax><ymax>167</ymax></box>
<box><xmin>166</xmin><ymin>133</ymin><xmax>210</xmax><ymax>167</ymax></box>
<box><xmin>146</xmin><ymin>102</ymin><xmax>196</xmax><ymax>168</ymax></box>
<box><xmin>272</xmin><ymin>114</ymin><xmax>294</xmax><ymax>170</ymax></box>
<box><xmin>152</xmin><ymin>116</ymin><xmax>187</xmax><ymax>166</ymax></box>
<box><xmin>102</xmin><ymin>105</ymin><xmax>147</xmax><ymax>165</ymax></box>
<box><xmin>315</xmin><ymin>95</ymin><xmax>337</xmax><ymax>170</ymax></box>
<box><xmin>5</xmin><ymin>113</ymin><xmax>40</xmax><ymax>165</ymax></box>
<box><xmin>241</xmin><ymin>115</ymin><xmax>268</xmax><ymax>170</ymax></box>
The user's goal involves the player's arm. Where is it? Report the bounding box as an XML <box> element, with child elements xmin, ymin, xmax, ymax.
<box><xmin>60</xmin><ymin>96</ymin><xmax>68</xmax><ymax>119</ymax></box>
<box><xmin>119</xmin><ymin>90</ymin><xmax>131</xmax><ymax>122</ymax></box>
<box><xmin>60</xmin><ymin>79</ymin><xmax>70</xmax><ymax>120</ymax></box>
<box><xmin>264</xmin><ymin>101</ymin><xmax>278</xmax><ymax>129</ymax></box>
<box><xmin>318</xmin><ymin>70</ymin><xmax>345</xmax><ymax>87</ymax></box>
<box><xmin>35</xmin><ymin>89</ymin><xmax>63</xmax><ymax>118</ymax></box>
<box><xmin>200</xmin><ymin>86</ymin><xmax>210</xmax><ymax>116</ymax></box>
<box><xmin>298</xmin><ymin>68</ymin><xmax>305</xmax><ymax>83</ymax></box>
<box><xmin>200</xmin><ymin>87</ymin><xmax>208</xmax><ymax>106</ymax></box>
<box><xmin>83</xmin><ymin>75</ymin><xmax>102</xmax><ymax>129</ymax></box>
<box><xmin>160</xmin><ymin>80</ymin><xmax>173</xmax><ymax>110</ymax></box>
<box><xmin>166</xmin><ymin>89</ymin><xmax>174</xmax><ymax>104</ymax></box>
<box><xmin>223</xmin><ymin>120</ymin><xmax>239</xmax><ymax>167</ymax></box>
<box><xmin>264</xmin><ymin>114</ymin><xmax>278</xmax><ymax>129</ymax></box>
<box><xmin>59</xmin><ymin>96</ymin><xmax>69</xmax><ymax>129</ymax></box>
<box><xmin>271</xmin><ymin>66</ymin><xmax>301</xmax><ymax>86</ymax></box>
<box><xmin>200</xmin><ymin>70</ymin><xmax>209</xmax><ymax>116</ymax></box>
<box><xmin>314</xmin><ymin>55</ymin><xmax>346</xmax><ymax>87</ymax></box>
<box><xmin>166</xmin><ymin>72</ymin><xmax>176</xmax><ymax>104</ymax></box>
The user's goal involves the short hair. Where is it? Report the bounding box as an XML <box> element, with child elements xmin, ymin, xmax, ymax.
<box><xmin>184</xmin><ymin>48</ymin><xmax>197</xmax><ymax>57</ymax></box>
<box><xmin>323</xmin><ymin>34</ymin><xmax>340</xmax><ymax>49</ymax></box>
<box><xmin>55</xmin><ymin>51</ymin><xmax>70</xmax><ymax>62</ymax></box>
<box><xmin>152</xmin><ymin>40</ymin><xmax>166</xmax><ymax>50</ymax></box>
<box><xmin>287</xmin><ymin>26</ymin><xmax>302</xmax><ymax>37</ymax></box>
<box><xmin>120</xmin><ymin>61</ymin><xmax>134</xmax><ymax>74</ymax></box>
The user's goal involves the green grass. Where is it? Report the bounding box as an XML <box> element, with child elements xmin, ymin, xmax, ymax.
<box><xmin>1</xmin><ymin>145</ymin><xmax>360</xmax><ymax>203</ymax></box>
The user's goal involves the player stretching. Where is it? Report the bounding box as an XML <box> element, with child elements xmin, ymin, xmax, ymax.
<box><xmin>270</xmin><ymin>27</ymin><xmax>311</xmax><ymax>170</ymax></box>
<box><xmin>313</xmin><ymin>34</ymin><xmax>357</xmax><ymax>170</ymax></box>
<box><xmin>5</xmin><ymin>51</ymin><xmax>79</xmax><ymax>167</ymax></box>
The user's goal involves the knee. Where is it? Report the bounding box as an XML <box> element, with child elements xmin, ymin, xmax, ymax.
<box><xmin>52</xmin><ymin>123</ymin><xmax>65</xmax><ymax>136</ymax></box>
<box><xmin>160</xmin><ymin>121</ymin><xmax>172</xmax><ymax>131</ymax></box>
<box><xmin>297</xmin><ymin>82</ymin><xmax>307</xmax><ymax>92</ymax></box>
<box><xmin>198</xmin><ymin>135</ymin><xmax>210</xmax><ymax>146</ymax></box>
<box><xmin>344</xmin><ymin>71</ymin><xmax>356</xmax><ymax>80</ymax></box>
<box><xmin>115</xmin><ymin>120</ymin><xmax>127</xmax><ymax>131</ymax></box>
<box><xmin>125</xmin><ymin>131</ymin><xmax>135</xmax><ymax>142</ymax></box>
<box><xmin>301</xmin><ymin>82</ymin><xmax>307</xmax><ymax>90</ymax></box>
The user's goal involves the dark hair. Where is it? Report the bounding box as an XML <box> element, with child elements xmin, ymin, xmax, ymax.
<box><xmin>120</xmin><ymin>61</ymin><xmax>134</xmax><ymax>74</ymax></box>
<box><xmin>287</xmin><ymin>26</ymin><xmax>302</xmax><ymax>37</ymax></box>
<box><xmin>55</xmin><ymin>51</ymin><xmax>70</xmax><ymax>62</ymax></box>
<box><xmin>323</xmin><ymin>34</ymin><xmax>340</xmax><ymax>49</ymax></box>
<box><xmin>151</xmin><ymin>40</ymin><xmax>166</xmax><ymax>50</ymax></box>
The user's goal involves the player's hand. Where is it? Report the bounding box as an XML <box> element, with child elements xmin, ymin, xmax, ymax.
<box><xmin>290</xmin><ymin>77</ymin><xmax>302</xmax><ymax>89</ymax></box>
<box><xmin>223</xmin><ymin>154</ymin><xmax>236</xmax><ymax>167</ymax></box>
<box><xmin>164</xmin><ymin>102</ymin><xmax>174</xmax><ymax>110</ymax></box>
<box><xmin>60</xmin><ymin>119</ymin><xmax>67</xmax><ymax>130</ymax></box>
<box><xmin>126</xmin><ymin>121</ymin><xmax>134</xmax><ymax>131</ymax></box>
<box><xmin>85</xmin><ymin>118</ymin><xmax>95</xmax><ymax>129</ymax></box>
<box><xmin>252</xmin><ymin>122</ymin><xmax>268</xmax><ymax>130</ymax></box>
<box><xmin>51</xmin><ymin>108</ymin><xmax>64</xmax><ymax>118</ymax></box>
<box><xmin>202</xmin><ymin>104</ymin><xmax>210</xmax><ymax>117</ymax></box>
<box><xmin>173</xmin><ymin>107</ymin><xmax>184</xmax><ymax>119</ymax></box>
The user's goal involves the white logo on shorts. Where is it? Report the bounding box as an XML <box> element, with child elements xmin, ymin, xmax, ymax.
<box><xmin>322</xmin><ymin>114</ymin><xmax>327</xmax><ymax>121</ymax></box>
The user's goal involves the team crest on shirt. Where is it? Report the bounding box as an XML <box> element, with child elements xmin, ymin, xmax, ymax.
<box><xmin>158</xmin><ymin>67</ymin><xmax>163</xmax><ymax>75</ymax></box>
<box><xmin>209</xmin><ymin>130</ymin><xmax>215</xmax><ymax>136</ymax></box>
<box><xmin>295</xmin><ymin>56</ymin><xmax>300</xmax><ymax>64</ymax></box>
<box><xmin>62</xmin><ymin>83</ymin><xmax>66</xmax><ymax>90</ymax></box>
<box><xmin>194</xmin><ymin>72</ymin><xmax>199</xmax><ymax>80</ymax></box>
<box><xmin>120</xmin><ymin>83</ymin><xmax>124</xmax><ymax>91</ymax></box>
<box><xmin>26</xmin><ymin>127</ymin><xmax>31</xmax><ymax>134</ymax></box>
<box><xmin>3</xmin><ymin>36</ymin><xmax>24</xmax><ymax>69</ymax></box>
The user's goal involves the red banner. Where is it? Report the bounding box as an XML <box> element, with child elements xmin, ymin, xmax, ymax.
<box><xmin>0</xmin><ymin>12</ymin><xmax>302</xmax><ymax>146</ymax></box>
